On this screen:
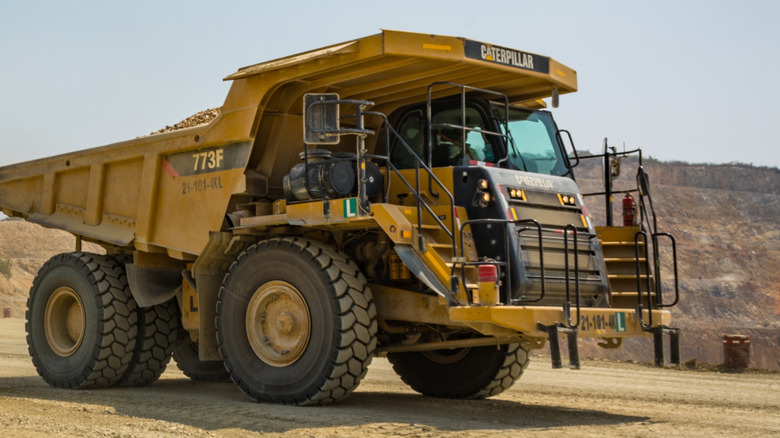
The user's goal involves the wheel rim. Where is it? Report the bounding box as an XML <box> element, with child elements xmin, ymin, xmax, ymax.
<box><xmin>44</xmin><ymin>287</ymin><xmax>85</xmax><ymax>357</ymax></box>
<box><xmin>246</xmin><ymin>280</ymin><xmax>311</xmax><ymax>367</ymax></box>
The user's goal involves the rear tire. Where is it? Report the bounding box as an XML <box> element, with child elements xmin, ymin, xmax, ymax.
<box><xmin>173</xmin><ymin>339</ymin><xmax>230</xmax><ymax>382</ymax></box>
<box><xmin>109</xmin><ymin>254</ymin><xmax>179</xmax><ymax>387</ymax></box>
<box><xmin>217</xmin><ymin>237</ymin><xmax>377</xmax><ymax>405</ymax></box>
<box><xmin>26</xmin><ymin>253</ymin><xmax>138</xmax><ymax>389</ymax></box>
<box><xmin>387</xmin><ymin>342</ymin><xmax>530</xmax><ymax>398</ymax></box>
<box><xmin>117</xmin><ymin>298</ymin><xmax>178</xmax><ymax>386</ymax></box>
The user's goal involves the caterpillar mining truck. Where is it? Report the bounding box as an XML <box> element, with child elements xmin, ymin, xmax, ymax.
<box><xmin>0</xmin><ymin>30</ymin><xmax>680</xmax><ymax>405</ymax></box>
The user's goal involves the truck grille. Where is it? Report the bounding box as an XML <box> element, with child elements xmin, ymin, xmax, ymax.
<box><xmin>510</xmin><ymin>200</ymin><xmax>608</xmax><ymax>306</ymax></box>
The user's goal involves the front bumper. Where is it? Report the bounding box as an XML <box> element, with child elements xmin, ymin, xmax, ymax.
<box><xmin>448</xmin><ymin>305</ymin><xmax>671</xmax><ymax>338</ymax></box>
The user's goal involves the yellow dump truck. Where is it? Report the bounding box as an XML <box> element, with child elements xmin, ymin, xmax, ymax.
<box><xmin>0</xmin><ymin>30</ymin><xmax>679</xmax><ymax>405</ymax></box>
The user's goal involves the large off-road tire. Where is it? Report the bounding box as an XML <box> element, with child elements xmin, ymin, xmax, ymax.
<box><xmin>216</xmin><ymin>237</ymin><xmax>377</xmax><ymax>405</ymax></box>
<box><xmin>387</xmin><ymin>342</ymin><xmax>531</xmax><ymax>398</ymax></box>
<box><xmin>108</xmin><ymin>254</ymin><xmax>179</xmax><ymax>387</ymax></box>
<box><xmin>117</xmin><ymin>298</ymin><xmax>178</xmax><ymax>386</ymax></box>
<box><xmin>173</xmin><ymin>339</ymin><xmax>230</xmax><ymax>382</ymax></box>
<box><xmin>26</xmin><ymin>253</ymin><xmax>138</xmax><ymax>389</ymax></box>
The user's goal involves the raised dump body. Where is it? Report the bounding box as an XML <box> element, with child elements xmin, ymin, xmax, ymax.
<box><xmin>0</xmin><ymin>30</ymin><xmax>679</xmax><ymax>405</ymax></box>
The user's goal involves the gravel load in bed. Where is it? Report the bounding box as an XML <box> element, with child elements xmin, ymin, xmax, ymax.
<box><xmin>149</xmin><ymin>107</ymin><xmax>221</xmax><ymax>135</ymax></box>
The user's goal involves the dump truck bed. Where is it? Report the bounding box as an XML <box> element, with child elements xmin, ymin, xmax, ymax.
<box><xmin>0</xmin><ymin>30</ymin><xmax>577</xmax><ymax>259</ymax></box>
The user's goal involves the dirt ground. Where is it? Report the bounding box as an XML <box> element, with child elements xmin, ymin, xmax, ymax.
<box><xmin>0</xmin><ymin>318</ymin><xmax>777</xmax><ymax>437</ymax></box>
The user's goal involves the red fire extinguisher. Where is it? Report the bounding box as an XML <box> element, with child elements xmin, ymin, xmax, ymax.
<box><xmin>622</xmin><ymin>193</ymin><xmax>636</xmax><ymax>226</ymax></box>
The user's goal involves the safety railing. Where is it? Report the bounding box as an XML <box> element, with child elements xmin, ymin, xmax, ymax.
<box><xmin>425</xmin><ymin>82</ymin><xmax>514</xmax><ymax>197</ymax></box>
<box><xmin>365</xmin><ymin>112</ymin><xmax>457</xmax><ymax>253</ymax></box>
<box><xmin>305</xmin><ymin>97</ymin><xmax>456</xmax><ymax>248</ymax></box>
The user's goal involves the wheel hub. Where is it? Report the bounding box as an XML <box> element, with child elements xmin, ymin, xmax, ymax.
<box><xmin>277</xmin><ymin>312</ymin><xmax>294</xmax><ymax>334</ymax></box>
<box><xmin>44</xmin><ymin>287</ymin><xmax>85</xmax><ymax>357</ymax></box>
<box><xmin>246</xmin><ymin>280</ymin><xmax>311</xmax><ymax>367</ymax></box>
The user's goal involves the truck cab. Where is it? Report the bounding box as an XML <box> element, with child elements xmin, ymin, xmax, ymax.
<box><xmin>380</xmin><ymin>94</ymin><xmax>609</xmax><ymax>307</ymax></box>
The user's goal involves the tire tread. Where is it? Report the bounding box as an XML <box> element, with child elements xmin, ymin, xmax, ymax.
<box><xmin>217</xmin><ymin>237</ymin><xmax>377</xmax><ymax>405</ymax></box>
<box><xmin>26</xmin><ymin>252</ymin><xmax>138</xmax><ymax>389</ymax></box>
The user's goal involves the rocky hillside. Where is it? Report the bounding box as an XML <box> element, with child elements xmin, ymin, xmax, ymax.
<box><xmin>0</xmin><ymin>156</ymin><xmax>778</xmax><ymax>370</ymax></box>
<box><xmin>0</xmin><ymin>220</ymin><xmax>102</xmax><ymax>318</ymax></box>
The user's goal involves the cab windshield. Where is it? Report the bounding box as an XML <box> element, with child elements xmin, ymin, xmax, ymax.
<box><xmin>389</xmin><ymin>101</ymin><xmax>570</xmax><ymax>177</ymax></box>
<box><xmin>497</xmin><ymin>106</ymin><xmax>569</xmax><ymax>176</ymax></box>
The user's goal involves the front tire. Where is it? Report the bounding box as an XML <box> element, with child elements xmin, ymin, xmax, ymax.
<box><xmin>387</xmin><ymin>342</ymin><xmax>531</xmax><ymax>398</ymax></box>
<box><xmin>173</xmin><ymin>339</ymin><xmax>230</xmax><ymax>382</ymax></box>
<box><xmin>26</xmin><ymin>253</ymin><xmax>138</xmax><ymax>389</ymax></box>
<box><xmin>217</xmin><ymin>237</ymin><xmax>377</xmax><ymax>405</ymax></box>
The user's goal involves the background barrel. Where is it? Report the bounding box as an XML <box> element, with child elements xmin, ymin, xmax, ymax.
<box><xmin>722</xmin><ymin>334</ymin><xmax>750</xmax><ymax>369</ymax></box>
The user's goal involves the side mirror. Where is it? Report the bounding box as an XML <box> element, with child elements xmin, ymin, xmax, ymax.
<box><xmin>303</xmin><ymin>93</ymin><xmax>340</xmax><ymax>144</ymax></box>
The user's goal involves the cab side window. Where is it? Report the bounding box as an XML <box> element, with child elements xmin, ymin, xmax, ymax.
<box><xmin>431</xmin><ymin>106</ymin><xmax>496</xmax><ymax>167</ymax></box>
<box><xmin>390</xmin><ymin>111</ymin><xmax>424</xmax><ymax>169</ymax></box>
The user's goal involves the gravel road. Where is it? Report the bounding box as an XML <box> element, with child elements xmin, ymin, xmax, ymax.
<box><xmin>0</xmin><ymin>318</ymin><xmax>777</xmax><ymax>437</ymax></box>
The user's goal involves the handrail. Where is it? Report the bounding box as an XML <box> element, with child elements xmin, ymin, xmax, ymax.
<box><xmin>631</xmin><ymin>166</ymin><xmax>681</xmax><ymax>325</ymax></box>
<box><xmin>653</xmin><ymin>232</ymin><xmax>680</xmax><ymax>308</ymax></box>
<box><xmin>636</xmin><ymin>166</ymin><xmax>658</xmax><ymax>235</ymax></box>
<box><xmin>557</xmin><ymin>129</ymin><xmax>579</xmax><ymax>168</ymax></box>
<box><xmin>577</xmin><ymin>148</ymin><xmax>644</xmax><ymax>161</ymax></box>
<box><xmin>634</xmin><ymin>230</ymin><xmax>654</xmax><ymax>329</ymax></box>
<box><xmin>425</xmin><ymin>82</ymin><xmax>514</xmax><ymax>196</ymax></box>
<box><xmin>514</xmin><ymin>221</ymin><xmax>546</xmax><ymax>303</ymax></box>
<box><xmin>362</xmin><ymin>111</ymin><xmax>457</xmax><ymax>254</ymax></box>
<box><xmin>563</xmin><ymin>224</ymin><xmax>581</xmax><ymax>328</ymax></box>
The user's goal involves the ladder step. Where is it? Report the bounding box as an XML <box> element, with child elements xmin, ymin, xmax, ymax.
<box><xmin>610</xmin><ymin>291</ymin><xmax>656</xmax><ymax>297</ymax></box>
<box><xmin>604</xmin><ymin>257</ymin><xmax>647</xmax><ymax>263</ymax></box>
<box><xmin>527</xmin><ymin>274</ymin><xmax>604</xmax><ymax>283</ymax></box>
<box><xmin>599</xmin><ymin>241</ymin><xmax>646</xmax><ymax>246</ymax></box>
<box><xmin>445</xmin><ymin>262</ymin><xmax>476</xmax><ymax>269</ymax></box>
<box><xmin>608</xmin><ymin>274</ymin><xmax>652</xmax><ymax>280</ymax></box>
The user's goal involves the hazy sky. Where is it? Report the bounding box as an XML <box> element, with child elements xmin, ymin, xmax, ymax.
<box><xmin>1</xmin><ymin>1</ymin><xmax>778</xmax><ymax>168</ymax></box>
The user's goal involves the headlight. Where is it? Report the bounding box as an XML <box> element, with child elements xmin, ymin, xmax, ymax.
<box><xmin>507</xmin><ymin>187</ymin><xmax>526</xmax><ymax>201</ymax></box>
<box><xmin>558</xmin><ymin>193</ymin><xmax>576</xmax><ymax>206</ymax></box>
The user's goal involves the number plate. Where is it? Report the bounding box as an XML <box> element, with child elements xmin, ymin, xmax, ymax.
<box><xmin>578</xmin><ymin>312</ymin><xmax>627</xmax><ymax>334</ymax></box>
